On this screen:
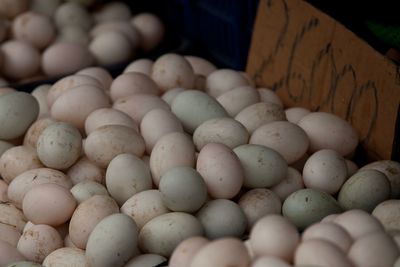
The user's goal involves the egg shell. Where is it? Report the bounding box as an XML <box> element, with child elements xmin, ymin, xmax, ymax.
<box><xmin>0</xmin><ymin>179</ymin><xmax>8</xmax><ymax>201</ymax></box>
<box><xmin>258</xmin><ymin>88</ymin><xmax>283</xmax><ymax>106</ymax></box>
<box><xmin>294</xmin><ymin>239</ymin><xmax>354</xmax><ymax>267</ymax></box>
<box><xmin>84</xmin><ymin>125</ymin><xmax>145</xmax><ymax>168</ymax></box>
<box><xmin>132</xmin><ymin>13</ymin><xmax>164</xmax><ymax>51</ymax></box>
<box><xmin>189</xmin><ymin>238</ymin><xmax>250</xmax><ymax>267</ymax></box>
<box><xmin>85</xmin><ymin>108</ymin><xmax>138</xmax><ymax>135</ymax></box>
<box><xmin>42</xmin><ymin>42</ymin><xmax>94</xmax><ymax>77</ymax></box>
<box><xmin>86</xmin><ymin>214</ymin><xmax>139</xmax><ymax>267</ymax></box>
<box><xmin>171</xmin><ymin>90</ymin><xmax>228</xmax><ymax>133</ymax></box>
<box><xmin>285</xmin><ymin>107</ymin><xmax>311</xmax><ymax>124</ymax></box>
<box><xmin>140</xmin><ymin>108</ymin><xmax>184</xmax><ymax>153</ymax></box>
<box><xmin>110</xmin><ymin>72</ymin><xmax>160</xmax><ymax>102</ymax></box>
<box><xmin>70</xmin><ymin>180</ymin><xmax>108</xmax><ymax>203</ymax></box>
<box><xmin>12</xmin><ymin>12</ymin><xmax>55</xmax><ymax>49</ymax></box>
<box><xmin>0</xmin><ymin>240</ymin><xmax>26</xmax><ymax>266</ymax></box>
<box><xmin>197</xmin><ymin>199</ymin><xmax>247</xmax><ymax>239</ymax></box>
<box><xmin>271</xmin><ymin>167</ymin><xmax>304</xmax><ymax>201</ymax></box>
<box><xmin>193</xmin><ymin>117</ymin><xmax>249</xmax><ymax>151</ymax></box>
<box><xmin>161</xmin><ymin>88</ymin><xmax>185</xmax><ymax>105</ymax></box>
<box><xmin>159</xmin><ymin>166</ymin><xmax>207</xmax><ymax>212</ymax></box>
<box><xmin>149</xmin><ymin>132</ymin><xmax>195</xmax><ymax>186</ymax></box>
<box><xmin>31</xmin><ymin>0</ymin><xmax>61</xmax><ymax>17</ymax></box>
<box><xmin>89</xmin><ymin>31</ymin><xmax>133</xmax><ymax>66</ymax></box>
<box><xmin>298</xmin><ymin>112</ymin><xmax>358</xmax><ymax>156</ymax></box>
<box><xmin>1</xmin><ymin>40</ymin><xmax>41</xmax><ymax>80</ymax></box>
<box><xmin>345</xmin><ymin>159</ymin><xmax>359</xmax><ymax>177</ymax></box>
<box><xmin>0</xmin><ymin>92</ymin><xmax>39</xmax><ymax>140</ymax></box>
<box><xmin>0</xmin><ymin>146</ymin><xmax>43</xmax><ymax>184</ymax></box>
<box><xmin>64</xmin><ymin>234</ymin><xmax>77</xmax><ymax>248</ymax></box>
<box><xmin>0</xmin><ymin>0</ymin><xmax>29</xmax><ymax>19</ymax></box>
<box><xmin>169</xmin><ymin>236</ymin><xmax>209</xmax><ymax>267</ymax></box>
<box><xmin>216</xmin><ymin>86</ymin><xmax>260</xmax><ymax>117</ymax></box>
<box><xmin>54</xmin><ymin>2</ymin><xmax>92</xmax><ymax>30</ymax></box>
<box><xmin>42</xmin><ymin>247</ymin><xmax>88</xmax><ymax>267</ymax></box>
<box><xmin>235</xmin><ymin>102</ymin><xmax>286</xmax><ymax>134</ymax></box>
<box><xmin>56</xmin><ymin>25</ymin><xmax>90</xmax><ymax>45</ymax></box>
<box><xmin>302</xmin><ymin>222</ymin><xmax>353</xmax><ymax>252</ymax></box>
<box><xmin>50</xmin><ymin>85</ymin><xmax>110</xmax><ymax>130</ymax></box>
<box><xmin>90</xmin><ymin>21</ymin><xmax>140</xmax><ymax>48</ymax></box>
<box><xmin>302</xmin><ymin>149</ymin><xmax>348</xmax><ymax>194</ymax></box>
<box><xmin>67</xmin><ymin>156</ymin><xmax>105</xmax><ymax>185</ymax></box>
<box><xmin>348</xmin><ymin>232</ymin><xmax>399</xmax><ymax>267</ymax></box>
<box><xmin>77</xmin><ymin>67</ymin><xmax>113</xmax><ymax>90</ymax></box>
<box><xmin>151</xmin><ymin>53</ymin><xmax>195</xmax><ymax>91</ymax></box>
<box><xmin>7</xmin><ymin>168</ymin><xmax>72</xmax><ymax>209</ymax></box>
<box><xmin>372</xmin><ymin>199</ymin><xmax>400</xmax><ymax>231</ymax></box>
<box><xmin>47</xmin><ymin>74</ymin><xmax>103</xmax><ymax>107</ymax></box>
<box><xmin>0</xmin><ymin>222</ymin><xmax>21</xmax><ymax>246</ymax></box>
<box><xmin>106</xmin><ymin>153</ymin><xmax>152</xmax><ymax>205</ymax></box>
<box><xmin>251</xmin><ymin>256</ymin><xmax>291</xmax><ymax>267</ymax></box>
<box><xmin>360</xmin><ymin>160</ymin><xmax>400</xmax><ymax>198</ymax></box>
<box><xmin>22</xmin><ymin>183</ymin><xmax>76</xmax><ymax>226</ymax></box>
<box><xmin>282</xmin><ymin>188</ymin><xmax>342</xmax><ymax>230</ymax></box>
<box><xmin>94</xmin><ymin>2</ymin><xmax>131</xmax><ymax>22</ymax></box>
<box><xmin>0</xmin><ymin>203</ymin><xmax>27</xmax><ymax>232</ymax></box>
<box><xmin>31</xmin><ymin>85</ymin><xmax>51</xmax><ymax>118</ymax></box>
<box><xmin>139</xmin><ymin>212</ymin><xmax>204</xmax><ymax>257</ymax></box>
<box><xmin>233</xmin><ymin>144</ymin><xmax>288</xmax><ymax>188</ymax></box>
<box><xmin>124</xmin><ymin>254</ymin><xmax>167</xmax><ymax>267</ymax></box>
<box><xmin>338</xmin><ymin>169</ymin><xmax>391</xmax><ymax>212</ymax></box>
<box><xmin>250</xmin><ymin>121</ymin><xmax>309</xmax><ymax>164</ymax></box>
<box><xmin>69</xmin><ymin>195</ymin><xmax>119</xmax><ymax>249</ymax></box>
<box><xmin>185</xmin><ymin>56</ymin><xmax>217</xmax><ymax>77</ymax></box>
<box><xmin>3</xmin><ymin>261</ymin><xmax>43</xmax><ymax>267</ymax></box>
<box><xmin>0</xmin><ymin>140</ymin><xmax>14</xmax><ymax>157</ymax></box>
<box><xmin>113</xmin><ymin>93</ymin><xmax>170</xmax><ymax>124</ymax></box>
<box><xmin>121</xmin><ymin>189</ymin><xmax>169</xmax><ymax>229</ymax></box>
<box><xmin>196</xmin><ymin>143</ymin><xmax>244</xmax><ymax>199</ymax></box>
<box><xmin>239</xmin><ymin>189</ymin><xmax>282</xmax><ymax>230</ymax></box>
<box><xmin>205</xmin><ymin>69</ymin><xmax>249</xmax><ymax>97</ymax></box>
<box><xmin>124</xmin><ymin>59</ymin><xmax>154</xmax><ymax>76</ymax></box>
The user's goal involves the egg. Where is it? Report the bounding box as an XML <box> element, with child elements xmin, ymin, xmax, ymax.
<box><xmin>258</xmin><ymin>88</ymin><xmax>283</xmax><ymax>106</ymax></box>
<box><xmin>171</xmin><ymin>90</ymin><xmax>228</xmax><ymax>133</ymax></box>
<box><xmin>197</xmin><ymin>199</ymin><xmax>247</xmax><ymax>239</ymax></box>
<box><xmin>0</xmin><ymin>222</ymin><xmax>21</xmax><ymax>246</ymax></box>
<box><xmin>0</xmin><ymin>240</ymin><xmax>26</xmax><ymax>266</ymax></box>
<box><xmin>106</xmin><ymin>153</ymin><xmax>152</xmax><ymax>205</ymax></box>
<box><xmin>139</xmin><ymin>212</ymin><xmax>204</xmax><ymax>257</ymax></box>
<box><xmin>77</xmin><ymin>67</ymin><xmax>113</xmax><ymax>90</ymax></box>
<box><xmin>69</xmin><ymin>195</ymin><xmax>119</xmax><ymax>249</ymax></box>
<box><xmin>0</xmin><ymin>87</ymin><xmax>15</xmax><ymax>96</ymax></box>
<box><xmin>235</xmin><ymin>102</ymin><xmax>286</xmax><ymax>134</ymax></box>
<box><xmin>84</xmin><ymin>125</ymin><xmax>145</xmax><ymax>168</ymax></box>
<box><xmin>17</xmin><ymin>224</ymin><xmax>63</xmax><ymax>263</ymax></box>
<box><xmin>7</xmin><ymin>168</ymin><xmax>72</xmax><ymax>209</ymax></box>
<box><xmin>285</xmin><ymin>107</ymin><xmax>311</xmax><ymax>124</ymax></box>
<box><xmin>85</xmin><ymin>108</ymin><xmax>138</xmax><ymax>135</ymax></box>
<box><xmin>42</xmin><ymin>247</ymin><xmax>88</xmax><ymax>267</ymax></box>
<box><xmin>338</xmin><ymin>169</ymin><xmax>391</xmax><ymax>212</ymax></box>
<box><xmin>251</xmin><ymin>256</ymin><xmax>291</xmax><ymax>267</ymax></box>
<box><xmin>271</xmin><ymin>167</ymin><xmax>304</xmax><ymax>201</ymax></box>
<box><xmin>233</xmin><ymin>144</ymin><xmax>288</xmax><ymax>188</ymax></box>
<box><xmin>124</xmin><ymin>254</ymin><xmax>167</xmax><ymax>267</ymax></box>
<box><xmin>36</xmin><ymin>122</ymin><xmax>82</xmax><ymax>170</ymax></box>
<box><xmin>348</xmin><ymin>232</ymin><xmax>399</xmax><ymax>267</ymax></box>
<box><xmin>161</xmin><ymin>88</ymin><xmax>185</xmax><ymax>105</ymax></box>
<box><xmin>0</xmin><ymin>140</ymin><xmax>14</xmax><ymax>156</ymax></box>
<box><xmin>86</xmin><ymin>214</ymin><xmax>139</xmax><ymax>267</ymax></box>
<box><xmin>239</xmin><ymin>188</ymin><xmax>282</xmax><ymax>230</ymax></box>
<box><xmin>0</xmin><ymin>146</ymin><xmax>43</xmax><ymax>183</ymax></box>
<box><xmin>205</xmin><ymin>69</ymin><xmax>249</xmax><ymax>97</ymax></box>
<box><xmin>185</xmin><ymin>56</ymin><xmax>217</xmax><ymax>77</ymax></box>
<box><xmin>294</xmin><ymin>239</ymin><xmax>354</xmax><ymax>267</ymax></box>
<box><xmin>124</xmin><ymin>59</ymin><xmax>154</xmax><ymax>76</ymax></box>
<box><xmin>56</xmin><ymin>25</ymin><xmax>90</xmax><ymax>45</ymax></box>
<box><xmin>372</xmin><ymin>199</ymin><xmax>400</xmax><ymax>231</ymax></box>
<box><xmin>151</xmin><ymin>53</ymin><xmax>195</xmax><ymax>91</ymax></box>
<box><xmin>345</xmin><ymin>159</ymin><xmax>359</xmax><ymax>177</ymax></box>
<box><xmin>54</xmin><ymin>2</ymin><xmax>92</xmax><ymax>30</ymax></box>
<box><xmin>120</xmin><ymin>189</ymin><xmax>169</xmax><ymax>229</ymax></box>
<box><xmin>42</xmin><ymin>42</ymin><xmax>94</xmax><ymax>77</ymax></box>
<box><xmin>333</xmin><ymin>209</ymin><xmax>384</xmax><ymax>239</ymax></box>
<box><xmin>94</xmin><ymin>1</ymin><xmax>131</xmax><ymax>22</ymax></box>
<box><xmin>31</xmin><ymin>0</ymin><xmax>61</xmax><ymax>17</ymax></box>
<box><xmin>169</xmin><ymin>236</ymin><xmax>209</xmax><ymax>267</ymax></box>
<box><xmin>131</xmin><ymin>13</ymin><xmax>164</xmax><ymax>51</ymax></box>
<box><xmin>149</xmin><ymin>132</ymin><xmax>195</xmax><ymax>186</ymax></box>
<box><xmin>282</xmin><ymin>188</ymin><xmax>342</xmax><ymax>229</ymax></box>
<box><xmin>31</xmin><ymin>85</ymin><xmax>51</xmax><ymax>118</ymax></box>
<box><xmin>12</xmin><ymin>12</ymin><xmax>55</xmax><ymax>49</ymax></box>
<box><xmin>216</xmin><ymin>86</ymin><xmax>260</xmax><ymax>117</ymax></box>
<box><xmin>0</xmin><ymin>92</ymin><xmax>39</xmax><ymax>140</ymax></box>
<box><xmin>302</xmin><ymin>222</ymin><xmax>353</xmax><ymax>252</ymax></box>
<box><xmin>90</xmin><ymin>21</ymin><xmax>140</xmax><ymax>48</ymax></box>
<box><xmin>196</xmin><ymin>143</ymin><xmax>244</xmax><ymax>199</ymax></box>
<box><xmin>0</xmin><ymin>0</ymin><xmax>29</xmax><ymax>19</ymax></box>
<box><xmin>67</xmin><ymin>156</ymin><xmax>104</xmax><ymax>185</ymax></box>
<box><xmin>0</xmin><ymin>179</ymin><xmax>8</xmax><ymax>201</ymax></box>
<box><xmin>190</xmin><ymin>238</ymin><xmax>250</xmax><ymax>267</ymax></box>
<box><xmin>159</xmin><ymin>166</ymin><xmax>207</xmax><ymax>212</ymax></box>
<box><xmin>250</xmin><ymin>121</ymin><xmax>309</xmax><ymax>164</ymax></box>
<box><xmin>193</xmin><ymin>117</ymin><xmax>249</xmax><ymax>151</ymax></box>
<box><xmin>70</xmin><ymin>180</ymin><xmax>108</xmax><ymax>203</ymax></box>
<box><xmin>298</xmin><ymin>112</ymin><xmax>358</xmax><ymax>156</ymax></box>
<box><xmin>140</xmin><ymin>108</ymin><xmax>184</xmax><ymax>153</ymax></box>
<box><xmin>0</xmin><ymin>203</ymin><xmax>26</xmax><ymax>233</ymax></box>
<box><xmin>110</xmin><ymin>72</ymin><xmax>160</xmax><ymax>102</ymax></box>
<box><xmin>22</xmin><ymin>183</ymin><xmax>76</xmax><ymax>226</ymax></box>
<box><xmin>0</xmin><ymin>17</ymin><xmax>7</xmax><ymax>42</ymax></box>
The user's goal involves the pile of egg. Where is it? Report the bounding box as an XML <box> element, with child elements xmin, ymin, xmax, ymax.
<box><xmin>0</xmin><ymin>52</ymin><xmax>400</xmax><ymax>267</ymax></box>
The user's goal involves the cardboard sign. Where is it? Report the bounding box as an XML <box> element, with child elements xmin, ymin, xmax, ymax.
<box><xmin>246</xmin><ymin>0</ymin><xmax>400</xmax><ymax>160</ymax></box>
